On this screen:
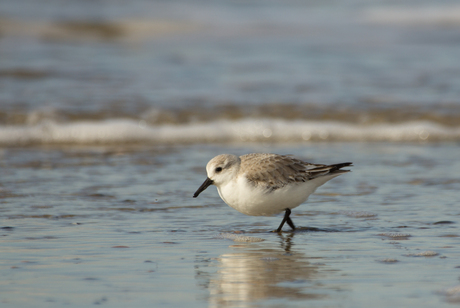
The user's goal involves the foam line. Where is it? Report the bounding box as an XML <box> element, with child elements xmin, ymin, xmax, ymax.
<box><xmin>1</xmin><ymin>119</ymin><xmax>459</xmax><ymax>145</ymax></box>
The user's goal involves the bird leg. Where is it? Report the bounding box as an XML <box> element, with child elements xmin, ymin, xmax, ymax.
<box><xmin>276</xmin><ymin>208</ymin><xmax>296</xmax><ymax>232</ymax></box>
<box><xmin>286</xmin><ymin>215</ymin><xmax>296</xmax><ymax>230</ymax></box>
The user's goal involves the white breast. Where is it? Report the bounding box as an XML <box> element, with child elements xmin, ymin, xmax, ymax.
<box><xmin>216</xmin><ymin>176</ymin><xmax>321</xmax><ymax>217</ymax></box>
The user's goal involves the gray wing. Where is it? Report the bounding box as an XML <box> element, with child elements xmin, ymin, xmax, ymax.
<box><xmin>240</xmin><ymin>153</ymin><xmax>352</xmax><ymax>189</ymax></box>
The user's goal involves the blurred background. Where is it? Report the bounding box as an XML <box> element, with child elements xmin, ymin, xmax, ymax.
<box><xmin>2</xmin><ymin>1</ymin><xmax>460</xmax><ymax>307</ymax></box>
<box><xmin>1</xmin><ymin>0</ymin><xmax>460</xmax><ymax>144</ymax></box>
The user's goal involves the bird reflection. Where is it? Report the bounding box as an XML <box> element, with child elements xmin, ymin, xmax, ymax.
<box><xmin>195</xmin><ymin>233</ymin><xmax>326</xmax><ymax>308</ymax></box>
<box><xmin>279</xmin><ymin>232</ymin><xmax>294</xmax><ymax>253</ymax></box>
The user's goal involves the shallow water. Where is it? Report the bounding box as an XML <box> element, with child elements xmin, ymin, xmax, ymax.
<box><xmin>1</xmin><ymin>0</ymin><xmax>460</xmax><ymax>306</ymax></box>
<box><xmin>1</xmin><ymin>143</ymin><xmax>460</xmax><ymax>307</ymax></box>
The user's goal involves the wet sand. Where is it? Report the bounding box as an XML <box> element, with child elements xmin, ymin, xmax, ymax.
<box><xmin>1</xmin><ymin>143</ymin><xmax>459</xmax><ymax>307</ymax></box>
<box><xmin>1</xmin><ymin>0</ymin><xmax>460</xmax><ymax>306</ymax></box>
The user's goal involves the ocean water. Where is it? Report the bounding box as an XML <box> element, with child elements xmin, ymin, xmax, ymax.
<box><xmin>1</xmin><ymin>0</ymin><xmax>460</xmax><ymax>307</ymax></box>
<box><xmin>1</xmin><ymin>143</ymin><xmax>460</xmax><ymax>308</ymax></box>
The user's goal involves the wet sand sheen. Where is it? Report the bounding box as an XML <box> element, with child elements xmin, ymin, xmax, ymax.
<box><xmin>0</xmin><ymin>143</ymin><xmax>459</xmax><ymax>307</ymax></box>
<box><xmin>1</xmin><ymin>0</ymin><xmax>460</xmax><ymax>305</ymax></box>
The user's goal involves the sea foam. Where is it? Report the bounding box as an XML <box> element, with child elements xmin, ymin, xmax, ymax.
<box><xmin>0</xmin><ymin>119</ymin><xmax>459</xmax><ymax>146</ymax></box>
<box><xmin>363</xmin><ymin>5</ymin><xmax>460</xmax><ymax>25</ymax></box>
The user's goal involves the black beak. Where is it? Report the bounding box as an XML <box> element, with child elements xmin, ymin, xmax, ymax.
<box><xmin>193</xmin><ymin>177</ymin><xmax>213</xmax><ymax>198</ymax></box>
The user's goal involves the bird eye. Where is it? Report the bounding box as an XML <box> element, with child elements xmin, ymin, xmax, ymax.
<box><xmin>215</xmin><ymin>167</ymin><xmax>222</xmax><ymax>172</ymax></box>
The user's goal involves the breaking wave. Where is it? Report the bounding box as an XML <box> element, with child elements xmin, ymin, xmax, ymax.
<box><xmin>363</xmin><ymin>5</ymin><xmax>460</xmax><ymax>25</ymax></box>
<box><xmin>1</xmin><ymin>118</ymin><xmax>459</xmax><ymax>146</ymax></box>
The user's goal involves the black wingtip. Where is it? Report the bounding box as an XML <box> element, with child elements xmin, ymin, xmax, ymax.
<box><xmin>330</xmin><ymin>162</ymin><xmax>353</xmax><ymax>172</ymax></box>
<box><xmin>333</xmin><ymin>162</ymin><xmax>353</xmax><ymax>169</ymax></box>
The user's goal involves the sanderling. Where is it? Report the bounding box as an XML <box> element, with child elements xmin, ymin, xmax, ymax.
<box><xmin>193</xmin><ymin>153</ymin><xmax>352</xmax><ymax>232</ymax></box>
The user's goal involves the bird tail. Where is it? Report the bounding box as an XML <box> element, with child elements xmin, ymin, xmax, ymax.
<box><xmin>329</xmin><ymin>162</ymin><xmax>353</xmax><ymax>173</ymax></box>
<box><xmin>308</xmin><ymin>162</ymin><xmax>353</xmax><ymax>179</ymax></box>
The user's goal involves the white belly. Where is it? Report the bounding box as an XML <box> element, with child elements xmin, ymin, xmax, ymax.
<box><xmin>216</xmin><ymin>176</ymin><xmax>326</xmax><ymax>216</ymax></box>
